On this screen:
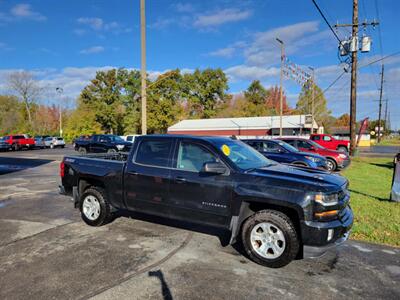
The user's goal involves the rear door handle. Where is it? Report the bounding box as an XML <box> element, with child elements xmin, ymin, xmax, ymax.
<box><xmin>175</xmin><ymin>176</ymin><xmax>187</xmax><ymax>184</ymax></box>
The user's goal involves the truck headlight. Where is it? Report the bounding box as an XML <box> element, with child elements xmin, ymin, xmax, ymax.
<box><xmin>315</xmin><ymin>193</ymin><xmax>339</xmax><ymax>206</ymax></box>
<box><xmin>338</xmin><ymin>153</ymin><xmax>347</xmax><ymax>159</ymax></box>
<box><xmin>116</xmin><ymin>145</ymin><xmax>124</xmax><ymax>150</ymax></box>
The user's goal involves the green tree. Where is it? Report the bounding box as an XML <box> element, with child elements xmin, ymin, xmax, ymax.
<box><xmin>182</xmin><ymin>68</ymin><xmax>229</xmax><ymax>119</ymax></box>
<box><xmin>0</xmin><ymin>95</ymin><xmax>24</xmax><ymax>136</ymax></box>
<box><xmin>244</xmin><ymin>80</ymin><xmax>268</xmax><ymax>106</ymax></box>
<box><xmin>296</xmin><ymin>82</ymin><xmax>331</xmax><ymax>126</ymax></box>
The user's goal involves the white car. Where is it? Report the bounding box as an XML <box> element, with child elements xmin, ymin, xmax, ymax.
<box><xmin>44</xmin><ymin>137</ymin><xmax>65</xmax><ymax>149</ymax></box>
<box><xmin>120</xmin><ymin>134</ymin><xmax>139</xmax><ymax>143</ymax></box>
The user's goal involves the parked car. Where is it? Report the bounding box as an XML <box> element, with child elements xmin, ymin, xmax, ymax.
<box><xmin>278</xmin><ymin>137</ymin><xmax>350</xmax><ymax>172</ymax></box>
<box><xmin>3</xmin><ymin>134</ymin><xmax>35</xmax><ymax>151</ymax></box>
<box><xmin>310</xmin><ymin>134</ymin><xmax>350</xmax><ymax>153</ymax></box>
<box><xmin>44</xmin><ymin>137</ymin><xmax>66</xmax><ymax>149</ymax></box>
<box><xmin>60</xmin><ymin>135</ymin><xmax>353</xmax><ymax>268</ymax></box>
<box><xmin>0</xmin><ymin>137</ymin><xmax>10</xmax><ymax>151</ymax></box>
<box><xmin>74</xmin><ymin>134</ymin><xmax>132</xmax><ymax>154</ymax></box>
<box><xmin>120</xmin><ymin>134</ymin><xmax>139</xmax><ymax>143</ymax></box>
<box><xmin>243</xmin><ymin>139</ymin><xmax>328</xmax><ymax>170</ymax></box>
<box><xmin>72</xmin><ymin>135</ymin><xmax>91</xmax><ymax>148</ymax></box>
<box><xmin>34</xmin><ymin>137</ymin><xmax>46</xmax><ymax>149</ymax></box>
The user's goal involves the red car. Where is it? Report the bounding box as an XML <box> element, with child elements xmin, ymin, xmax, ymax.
<box><xmin>310</xmin><ymin>134</ymin><xmax>350</xmax><ymax>153</ymax></box>
<box><xmin>3</xmin><ymin>134</ymin><xmax>35</xmax><ymax>151</ymax></box>
<box><xmin>277</xmin><ymin>137</ymin><xmax>350</xmax><ymax>171</ymax></box>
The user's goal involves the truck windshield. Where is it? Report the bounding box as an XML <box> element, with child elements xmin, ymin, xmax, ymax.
<box><xmin>108</xmin><ymin>135</ymin><xmax>125</xmax><ymax>143</ymax></box>
<box><xmin>213</xmin><ymin>139</ymin><xmax>275</xmax><ymax>171</ymax></box>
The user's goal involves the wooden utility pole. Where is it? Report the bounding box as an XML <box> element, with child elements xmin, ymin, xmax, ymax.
<box><xmin>310</xmin><ymin>67</ymin><xmax>315</xmax><ymax>134</ymax></box>
<box><xmin>276</xmin><ymin>38</ymin><xmax>284</xmax><ymax>137</ymax></box>
<box><xmin>140</xmin><ymin>0</ymin><xmax>147</xmax><ymax>135</ymax></box>
<box><xmin>377</xmin><ymin>64</ymin><xmax>384</xmax><ymax>143</ymax></box>
<box><xmin>349</xmin><ymin>0</ymin><xmax>358</xmax><ymax>155</ymax></box>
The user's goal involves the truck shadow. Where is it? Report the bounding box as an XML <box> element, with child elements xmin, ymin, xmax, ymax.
<box><xmin>148</xmin><ymin>270</ymin><xmax>173</xmax><ymax>300</ymax></box>
<box><xmin>369</xmin><ymin>162</ymin><xmax>394</xmax><ymax>170</ymax></box>
<box><xmin>116</xmin><ymin>210</ymin><xmax>231</xmax><ymax>247</ymax></box>
<box><xmin>349</xmin><ymin>189</ymin><xmax>389</xmax><ymax>202</ymax></box>
<box><xmin>0</xmin><ymin>157</ymin><xmax>53</xmax><ymax>175</ymax></box>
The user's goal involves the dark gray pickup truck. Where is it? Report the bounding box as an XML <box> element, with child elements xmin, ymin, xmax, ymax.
<box><xmin>60</xmin><ymin>135</ymin><xmax>353</xmax><ymax>268</ymax></box>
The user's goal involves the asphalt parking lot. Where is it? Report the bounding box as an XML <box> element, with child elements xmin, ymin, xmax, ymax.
<box><xmin>0</xmin><ymin>147</ymin><xmax>399</xmax><ymax>300</ymax></box>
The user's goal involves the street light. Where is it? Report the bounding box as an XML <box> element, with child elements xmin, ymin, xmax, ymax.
<box><xmin>276</xmin><ymin>38</ymin><xmax>284</xmax><ymax>137</ymax></box>
<box><xmin>56</xmin><ymin>87</ymin><xmax>63</xmax><ymax>137</ymax></box>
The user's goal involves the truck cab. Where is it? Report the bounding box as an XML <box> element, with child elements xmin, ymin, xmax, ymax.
<box><xmin>310</xmin><ymin>134</ymin><xmax>350</xmax><ymax>153</ymax></box>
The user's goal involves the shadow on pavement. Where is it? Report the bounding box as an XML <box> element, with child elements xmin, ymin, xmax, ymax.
<box><xmin>349</xmin><ymin>189</ymin><xmax>389</xmax><ymax>202</ymax></box>
<box><xmin>0</xmin><ymin>157</ymin><xmax>53</xmax><ymax>175</ymax></box>
<box><xmin>148</xmin><ymin>270</ymin><xmax>173</xmax><ymax>300</ymax></box>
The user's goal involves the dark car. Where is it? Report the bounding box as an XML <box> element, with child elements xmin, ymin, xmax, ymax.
<box><xmin>0</xmin><ymin>137</ymin><xmax>10</xmax><ymax>151</ymax></box>
<box><xmin>243</xmin><ymin>139</ymin><xmax>328</xmax><ymax>170</ymax></box>
<box><xmin>74</xmin><ymin>134</ymin><xmax>132</xmax><ymax>154</ymax></box>
<box><xmin>60</xmin><ymin>135</ymin><xmax>353</xmax><ymax>268</ymax></box>
<box><xmin>278</xmin><ymin>137</ymin><xmax>351</xmax><ymax>172</ymax></box>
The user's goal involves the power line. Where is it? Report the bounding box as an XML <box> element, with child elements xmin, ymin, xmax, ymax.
<box><xmin>311</xmin><ymin>0</ymin><xmax>342</xmax><ymax>43</ymax></box>
<box><xmin>359</xmin><ymin>50</ymin><xmax>400</xmax><ymax>68</ymax></box>
<box><xmin>374</xmin><ymin>0</ymin><xmax>384</xmax><ymax>58</ymax></box>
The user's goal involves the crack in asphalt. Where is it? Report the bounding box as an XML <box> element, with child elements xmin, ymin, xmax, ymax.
<box><xmin>80</xmin><ymin>232</ymin><xmax>194</xmax><ymax>300</ymax></box>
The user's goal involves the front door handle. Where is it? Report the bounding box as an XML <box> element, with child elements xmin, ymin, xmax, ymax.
<box><xmin>175</xmin><ymin>176</ymin><xmax>187</xmax><ymax>184</ymax></box>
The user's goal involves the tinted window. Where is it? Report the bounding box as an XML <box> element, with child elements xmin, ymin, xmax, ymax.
<box><xmin>263</xmin><ymin>141</ymin><xmax>281</xmax><ymax>153</ymax></box>
<box><xmin>323</xmin><ymin>135</ymin><xmax>332</xmax><ymax>141</ymax></box>
<box><xmin>282</xmin><ymin>139</ymin><xmax>296</xmax><ymax>147</ymax></box>
<box><xmin>176</xmin><ymin>142</ymin><xmax>217</xmax><ymax>172</ymax></box>
<box><xmin>311</xmin><ymin>135</ymin><xmax>320</xmax><ymax>141</ymax></box>
<box><xmin>135</xmin><ymin>139</ymin><xmax>173</xmax><ymax>167</ymax></box>
<box><xmin>127</xmin><ymin>136</ymin><xmax>133</xmax><ymax>142</ymax></box>
<box><xmin>297</xmin><ymin>140</ymin><xmax>312</xmax><ymax>149</ymax></box>
<box><xmin>57</xmin><ymin>138</ymin><xmax>63</xmax><ymax>141</ymax></box>
<box><xmin>14</xmin><ymin>135</ymin><xmax>24</xmax><ymax>139</ymax></box>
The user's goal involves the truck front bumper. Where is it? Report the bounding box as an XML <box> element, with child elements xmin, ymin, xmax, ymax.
<box><xmin>338</xmin><ymin>157</ymin><xmax>351</xmax><ymax>169</ymax></box>
<box><xmin>301</xmin><ymin>205</ymin><xmax>353</xmax><ymax>258</ymax></box>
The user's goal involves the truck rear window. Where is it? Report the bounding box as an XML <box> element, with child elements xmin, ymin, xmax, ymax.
<box><xmin>135</xmin><ymin>140</ymin><xmax>173</xmax><ymax>167</ymax></box>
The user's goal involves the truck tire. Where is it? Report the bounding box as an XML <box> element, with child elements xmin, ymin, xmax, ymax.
<box><xmin>50</xmin><ymin>143</ymin><xmax>54</xmax><ymax>149</ymax></box>
<box><xmin>78</xmin><ymin>147</ymin><xmax>87</xmax><ymax>154</ymax></box>
<box><xmin>241</xmin><ymin>210</ymin><xmax>299</xmax><ymax>268</ymax></box>
<box><xmin>13</xmin><ymin>143</ymin><xmax>19</xmax><ymax>151</ymax></box>
<box><xmin>80</xmin><ymin>187</ymin><xmax>113</xmax><ymax>226</ymax></box>
<box><xmin>337</xmin><ymin>146</ymin><xmax>348</xmax><ymax>153</ymax></box>
<box><xmin>107</xmin><ymin>148</ymin><xmax>117</xmax><ymax>153</ymax></box>
<box><xmin>326</xmin><ymin>158</ymin><xmax>337</xmax><ymax>172</ymax></box>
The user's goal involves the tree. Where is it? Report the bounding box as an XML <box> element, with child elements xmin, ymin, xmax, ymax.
<box><xmin>265</xmin><ymin>85</ymin><xmax>291</xmax><ymax>114</ymax></box>
<box><xmin>244</xmin><ymin>80</ymin><xmax>268</xmax><ymax>106</ymax></box>
<box><xmin>334</xmin><ymin>114</ymin><xmax>350</xmax><ymax>127</ymax></box>
<box><xmin>182</xmin><ymin>68</ymin><xmax>229</xmax><ymax>119</ymax></box>
<box><xmin>296</xmin><ymin>82</ymin><xmax>331</xmax><ymax>126</ymax></box>
<box><xmin>0</xmin><ymin>95</ymin><xmax>24</xmax><ymax>136</ymax></box>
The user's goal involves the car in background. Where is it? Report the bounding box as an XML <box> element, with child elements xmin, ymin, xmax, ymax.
<box><xmin>3</xmin><ymin>134</ymin><xmax>35</xmax><ymax>151</ymax></box>
<box><xmin>120</xmin><ymin>134</ymin><xmax>139</xmax><ymax>143</ymax></box>
<box><xmin>72</xmin><ymin>135</ymin><xmax>91</xmax><ymax>148</ymax></box>
<box><xmin>34</xmin><ymin>137</ymin><xmax>46</xmax><ymax>149</ymax></box>
<box><xmin>74</xmin><ymin>134</ymin><xmax>132</xmax><ymax>154</ymax></box>
<box><xmin>0</xmin><ymin>137</ymin><xmax>10</xmax><ymax>151</ymax></box>
<box><xmin>243</xmin><ymin>139</ymin><xmax>328</xmax><ymax>170</ymax></box>
<box><xmin>44</xmin><ymin>137</ymin><xmax>66</xmax><ymax>149</ymax></box>
<box><xmin>310</xmin><ymin>134</ymin><xmax>350</xmax><ymax>153</ymax></box>
<box><xmin>278</xmin><ymin>137</ymin><xmax>350</xmax><ymax>172</ymax></box>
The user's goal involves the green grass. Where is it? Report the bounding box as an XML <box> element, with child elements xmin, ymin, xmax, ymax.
<box><xmin>376</xmin><ymin>137</ymin><xmax>400</xmax><ymax>146</ymax></box>
<box><xmin>342</xmin><ymin>157</ymin><xmax>400</xmax><ymax>247</ymax></box>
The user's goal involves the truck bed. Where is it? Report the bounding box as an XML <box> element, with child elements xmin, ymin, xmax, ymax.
<box><xmin>75</xmin><ymin>152</ymin><xmax>129</xmax><ymax>162</ymax></box>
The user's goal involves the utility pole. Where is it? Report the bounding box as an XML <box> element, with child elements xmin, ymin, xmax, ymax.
<box><xmin>349</xmin><ymin>0</ymin><xmax>358</xmax><ymax>156</ymax></box>
<box><xmin>276</xmin><ymin>38</ymin><xmax>284</xmax><ymax>137</ymax></box>
<box><xmin>140</xmin><ymin>0</ymin><xmax>147</xmax><ymax>135</ymax></box>
<box><xmin>377</xmin><ymin>64</ymin><xmax>384</xmax><ymax>142</ymax></box>
<box><xmin>56</xmin><ymin>87</ymin><xmax>63</xmax><ymax>137</ymax></box>
<box><xmin>309</xmin><ymin>67</ymin><xmax>315</xmax><ymax>134</ymax></box>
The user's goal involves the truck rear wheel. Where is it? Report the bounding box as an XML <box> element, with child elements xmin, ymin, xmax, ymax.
<box><xmin>80</xmin><ymin>187</ymin><xmax>113</xmax><ymax>226</ymax></box>
<box><xmin>241</xmin><ymin>210</ymin><xmax>299</xmax><ymax>268</ymax></box>
<box><xmin>78</xmin><ymin>147</ymin><xmax>87</xmax><ymax>154</ymax></box>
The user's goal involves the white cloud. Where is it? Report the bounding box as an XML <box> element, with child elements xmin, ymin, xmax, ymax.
<box><xmin>77</xmin><ymin>17</ymin><xmax>104</xmax><ymax>30</ymax></box>
<box><xmin>208</xmin><ymin>47</ymin><xmax>236</xmax><ymax>58</ymax></box>
<box><xmin>174</xmin><ymin>3</ymin><xmax>195</xmax><ymax>13</ymax></box>
<box><xmin>194</xmin><ymin>8</ymin><xmax>252</xmax><ymax>27</ymax></box>
<box><xmin>75</xmin><ymin>17</ymin><xmax>131</xmax><ymax>35</ymax></box>
<box><xmin>79</xmin><ymin>46</ymin><xmax>105</xmax><ymax>54</ymax></box>
<box><xmin>0</xmin><ymin>3</ymin><xmax>46</xmax><ymax>22</ymax></box>
<box><xmin>225</xmin><ymin>65</ymin><xmax>279</xmax><ymax>81</ymax></box>
<box><xmin>149</xmin><ymin>19</ymin><xmax>175</xmax><ymax>30</ymax></box>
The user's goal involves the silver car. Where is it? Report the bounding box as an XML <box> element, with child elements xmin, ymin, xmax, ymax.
<box><xmin>44</xmin><ymin>137</ymin><xmax>66</xmax><ymax>149</ymax></box>
<box><xmin>34</xmin><ymin>138</ymin><xmax>46</xmax><ymax>149</ymax></box>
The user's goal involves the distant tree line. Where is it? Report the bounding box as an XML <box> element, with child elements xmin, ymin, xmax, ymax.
<box><xmin>1</xmin><ymin>68</ymin><xmax>380</xmax><ymax>141</ymax></box>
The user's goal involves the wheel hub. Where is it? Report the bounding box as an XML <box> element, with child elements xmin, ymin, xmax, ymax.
<box><xmin>82</xmin><ymin>195</ymin><xmax>101</xmax><ymax>221</ymax></box>
<box><xmin>250</xmin><ymin>222</ymin><xmax>286</xmax><ymax>259</ymax></box>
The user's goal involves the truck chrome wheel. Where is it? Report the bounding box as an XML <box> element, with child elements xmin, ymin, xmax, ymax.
<box><xmin>250</xmin><ymin>222</ymin><xmax>286</xmax><ymax>259</ymax></box>
<box><xmin>82</xmin><ymin>195</ymin><xmax>101</xmax><ymax>221</ymax></box>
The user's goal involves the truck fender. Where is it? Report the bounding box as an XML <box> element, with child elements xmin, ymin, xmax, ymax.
<box><xmin>229</xmin><ymin>202</ymin><xmax>254</xmax><ymax>245</ymax></box>
<box><xmin>73</xmin><ymin>186</ymin><xmax>80</xmax><ymax>208</ymax></box>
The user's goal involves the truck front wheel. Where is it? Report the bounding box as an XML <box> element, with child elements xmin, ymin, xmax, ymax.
<box><xmin>241</xmin><ymin>210</ymin><xmax>299</xmax><ymax>268</ymax></box>
<box><xmin>80</xmin><ymin>187</ymin><xmax>113</xmax><ymax>226</ymax></box>
<box><xmin>337</xmin><ymin>146</ymin><xmax>348</xmax><ymax>153</ymax></box>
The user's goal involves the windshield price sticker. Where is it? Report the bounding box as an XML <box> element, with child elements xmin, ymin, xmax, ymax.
<box><xmin>221</xmin><ymin>144</ymin><xmax>231</xmax><ymax>156</ymax></box>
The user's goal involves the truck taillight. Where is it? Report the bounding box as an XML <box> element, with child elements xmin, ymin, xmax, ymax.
<box><xmin>60</xmin><ymin>161</ymin><xmax>65</xmax><ymax>178</ymax></box>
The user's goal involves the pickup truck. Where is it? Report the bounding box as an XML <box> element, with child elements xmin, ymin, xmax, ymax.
<box><xmin>310</xmin><ymin>134</ymin><xmax>350</xmax><ymax>153</ymax></box>
<box><xmin>3</xmin><ymin>134</ymin><xmax>35</xmax><ymax>151</ymax></box>
<box><xmin>59</xmin><ymin>135</ymin><xmax>353</xmax><ymax>268</ymax></box>
<box><xmin>74</xmin><ymin>134</ymin><xmax>132</xmax><ymax>154</ymax></box>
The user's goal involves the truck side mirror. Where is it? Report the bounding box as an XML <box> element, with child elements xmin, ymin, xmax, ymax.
<box><xmin>202</xmin><ymin>162</ymin><xmax>227</xmax><ymax>175</ymax></box>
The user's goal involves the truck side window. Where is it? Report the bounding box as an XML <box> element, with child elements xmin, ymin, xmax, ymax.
<box><xmin>176</xmin><ymin>142</ymin><xmax>217</xmax><ymax>172</ymax></box>
<box><xmin>312</xmin><ymin>135</ymin><xmax>320</xmax><ymax>141</ymax></box>
<box><xmin>135</xmin><ymin>139</ymin><xmax>173</xmax><ymax>167</ymax></box>
<box><xmin>323</xmin><ymin>136</ymin><xmax>331</xmax><ymax>141</ymax></box>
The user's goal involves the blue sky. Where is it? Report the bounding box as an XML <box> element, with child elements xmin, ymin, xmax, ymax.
<box><xmin>0</xmin><ymin>0</ymin><xmax>399</xmax><ymax>129</ymax></box>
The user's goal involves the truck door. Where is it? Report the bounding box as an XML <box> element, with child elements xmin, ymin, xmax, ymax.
<box><xmin>168</xmin><ymin>140</ymin><xmax>233</xmax><ymax>227</ymax></box>
<box><xmin>124</xmin><ymin>138</ymin><xmax>174</xmax><ymax>215</ymax></box>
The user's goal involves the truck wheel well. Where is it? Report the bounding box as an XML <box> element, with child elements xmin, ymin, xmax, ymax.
<box><xmin>79</xmin><ymin>178</ymin><xmax>105</xmax><ymax>195</ymax></box>
<box><xmin>246</xmin><ymin>202</ymin><xmax>302</xmax><ymax>241</ymax></box>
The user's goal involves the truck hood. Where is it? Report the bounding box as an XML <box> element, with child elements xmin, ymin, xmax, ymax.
<box><xmin>246</xmin><ymin>163</ymin><xmax>347</xmax><ymax>190</ymax></box>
